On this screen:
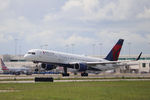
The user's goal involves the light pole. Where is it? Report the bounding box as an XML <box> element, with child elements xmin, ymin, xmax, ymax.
<box><xmin>148</xmin><ymin>42</ymin><xmax>150</xmax><ymax>54</ymax></box>
<box><xmin>128</xmin><ymin>42</ymin><xmax>131</xmax><ymax>58</ymax></box>
<box><xmin>40</xmin><ymin>45</ymin><xmax>43</xmax><ymax>49</ymax></box>
<box><xmin>99</xmin><ymin>43</ymin><xmax>103</xmax><ymax>57</ymax></box>
<box><xmin>65</xmin><ymin>45</ymin><xmax>69</xmax><ymax>53</ymax></box>
<box><xmin>71</xmin><ymin>43</ymin><xmax>75</xmax><ymax>53</ymax></box>
<box><xmin>14</xmin><ymin>39</ymin><xmax>18</xmax><ymax>55</ymax></box>
<box><xmin>44</xmin><ymin>44</ymin><xmax>48</xmax><ymax>49</ymax></box>
<box><xmin>92</xmin><ymin>44</ymin><xmax>96</xmax><ymax>56</ymax></box>
<box><xmin>19</xmin><ymin>45</ymin><xmax>22</xmax><ymax>55</ymax></box>
<box><xmin>40</xmin><ymin>44</ymin><xmax>48</xmax><ymax>49</ymax></box>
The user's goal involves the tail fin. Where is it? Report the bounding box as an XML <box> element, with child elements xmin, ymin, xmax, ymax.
<box><xmin>105</xmin><ymin>39</ymin><xmax>124</xmax><ymax>61</ymax></box>
<box><xmin>0</xmin><ymin>58</ymin><xmax>9</xmax><ymax>70</ymax></box>
<box><xmin>136</xmin><ymin>52</ymin><xmax>142</xmax><ymax>61</ymax></box>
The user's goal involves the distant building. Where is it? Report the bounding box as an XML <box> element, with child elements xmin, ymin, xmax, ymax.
<box><xmin>0</xmin><ymin>54</ymin><xmax>150</xmax><ymax>74</ymax></box>
<box><xmin>93</xmin><ymin>54</ymin><xmax>150</xmax><ymax>73</ymax></box>
<box><xmin>0</xmin><ymin>55</ymin><xmax>35</xmax><ymax>68</ymax></box>
<box><xmin>119</xmin><ymin>55</ymin><xmax>150</xmax><ymax>73</ymax></box>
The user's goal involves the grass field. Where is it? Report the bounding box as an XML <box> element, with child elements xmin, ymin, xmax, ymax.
<box><xmin>0</xmin><ymin>81</ymin><xmax>150</xmax><ymax>100</ymax></box>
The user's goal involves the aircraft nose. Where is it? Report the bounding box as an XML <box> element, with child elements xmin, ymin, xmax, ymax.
<box><xmin>24</xmin><ymin>54</ymin><xmax>28</xmax><ymax>60</ymax></box>
<box><xmin>24</xmin><ymin>54</ymin><xmax>31</xmax><ymax>60</ymax></box>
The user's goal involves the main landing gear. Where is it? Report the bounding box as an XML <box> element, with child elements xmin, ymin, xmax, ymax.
<box><xmin>62</xmin><ymin>67</ymin><xmax>89</xmax><ymax>77</ymax></box>
<box><xmin>81</xmin><ymin>72</ymin><xmax>88</xmax><ymax>76</ymax></box>
<box><xmin>62</xmin><ymin>67</ymin><xmax>70</xmax><ymax>77</ymax></box>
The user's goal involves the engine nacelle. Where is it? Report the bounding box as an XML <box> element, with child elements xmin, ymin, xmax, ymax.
<box><xmin>41</xmin><ymin>63</ymin><xmax>56</xmax><ymax>70</ymax></box>
<box><xmin>74</xmin><ymin>63</ymin><xmax>87</xmax><ymax>71</ymax></box>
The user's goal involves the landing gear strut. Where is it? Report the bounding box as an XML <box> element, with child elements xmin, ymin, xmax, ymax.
<box><xmin>35</xmin><ymin>64</ymin><xmax>40</xmax><ymax>73</ymax></box>
<box><xmin>62</xmin><ymin>67</ymin><xmax>70</xmax><ymax>77</ymax></box>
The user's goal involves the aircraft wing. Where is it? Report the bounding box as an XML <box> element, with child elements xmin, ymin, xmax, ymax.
<box><xmin>118</xmin><ymin>61</ymin><xmax>140</xmax><ymax>66</ymax></box>
<box><xmin>69</xmin><ymin>52</ymin><xmax>142</xmax><ymax>66</ymax></box>
<box><xmin>85</xmin><ymin>60</ymin><xmax>140</xmax><ymax>67</ymax></box>
<box><xmin>87</xmin><ymin>52</ymin><xmax>142</xmax><ymax>65</ymax></box>
<box><xmin>69</xmin><ymin>61</ymin><xmax>122</xmax><ymax>66</ymax></box>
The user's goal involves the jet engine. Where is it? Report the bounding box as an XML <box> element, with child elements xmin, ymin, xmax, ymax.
<box><xmin>74</xmin><ymin>63</ymin><xmax>87</xmax><ymax>71</ymax></box>
<box><xmin>41</xmin><ymin>63</ymin><xmax>56</xmax><ymax>70</ymax></box>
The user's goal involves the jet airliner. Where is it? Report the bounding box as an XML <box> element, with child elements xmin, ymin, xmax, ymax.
<box><xmin>24</xmin><ymin>39</ymin><xmax>124</xmax><ymax>76</ymax></box>
<box><xmin>0</xmin><ymin>58</ymin><xmax>32</xmax><ymax>75</ymax></box>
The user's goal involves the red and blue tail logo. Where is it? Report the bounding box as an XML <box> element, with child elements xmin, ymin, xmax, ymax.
<box><xmin>0</xmin><ymin>58</ymin><xmax>9</xmax><ymax>70</ymax></box>
<box><xmin>105</xmin><ymin>39</ymin><xmax>124</xmax><ymax>61</ymax></box>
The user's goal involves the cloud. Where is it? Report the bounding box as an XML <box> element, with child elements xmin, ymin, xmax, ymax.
<box><xmin>96</xmin><ymin>30</ymin><xmax>147</xmax><ymax>43</ymax></box>
<box><xmin>64</xmin><ymin>34</ymin><xmax>94</xmax><ymax>45</ymax></box>
<box><xmin>59</xmin><ymin>0</ymin><xmax>150</xmax><ymax>22</ymax></box>
<box><xmin>137</xmin><ymin>7</ymin><xmax>150</xmax><ymax>19</ymax></box>
<box><xmin>0</xmin><ymin>0</ymin><xmax>150</xmax><ymax>54</ymax></box>
<box><xmin>60</xmin><ymin>0</ymin><xmax>133</xmax><ymax>21</ymax></box>
<box><xmin>62</xmin><ymin>0</ymin><xmax>83</xmax><ymax>11</ymax></box>
<box><xmin>62</xmin><ymin>0</ymin><xmax>99</xmax><ymax>13</ymax></box>
<box><xmin>0</xmin><ymin>33</ymin><xmax>13</xmax><ymax>43</ymax></box>
<box><xmin>0</xmin><ymin>0</ymin><xmax>10</xmax><ymax>11</ymax></box>
<box><xmin>95</xmin><ymin>30</ymin><xmax>150</xmax><ymax>54</ymax></box>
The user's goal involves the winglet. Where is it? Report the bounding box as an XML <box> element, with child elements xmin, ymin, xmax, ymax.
<box><xmin>136</xmin><ymin>52</ymin><xmax>142</xmax><ymax>61</ymax></box>
<box><xmin>105</xmin><ymin>39</ymin><xmax>124</xmax><ymax>61</ymax></box>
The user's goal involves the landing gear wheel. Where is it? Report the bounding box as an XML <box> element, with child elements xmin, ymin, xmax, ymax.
<box><xmin>35</xmin><ymin>69</ymin><xmax>39</xmax><ymax>72</ymax></box>
<box><xmin>62</xmin><ymin>73</ymin><xmax>70</xmax><ymax>77</ymax></box>
<box><xmin>81</xmin><ymin>73</ymin><xmax>88</xmax><ymax>76</ymax></box>
<box><xmin>34</xmin><ymin>64</ymin><xmax>40</xmax><ymax>73</ymax></box>
<box><xmin>74</xmin><ymin>72</ymin><xmax>78</xmax><ymax>75</ymax></box>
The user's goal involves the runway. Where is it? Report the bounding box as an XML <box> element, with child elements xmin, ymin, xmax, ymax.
<box><xmin>0</xmin><ymin>79</ymin><xmax>150</xmax><ymax>83</ymax></box>
<box><xmin>0</xmin><ymin>74</ymin><xmax>150</xmax><ymax>83</ymax></box>
<box><xmin>1</xmin><ymin>73</ymin><xmax>150</xmax><ymax>79</ymax></box>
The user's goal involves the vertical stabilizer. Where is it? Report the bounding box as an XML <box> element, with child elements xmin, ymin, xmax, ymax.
<box><xmin>0</xmin><ymin>58</ymin><xmax>9</xmax><ymax>70</ymax></box>
<box><xmin>105</xmin><ymin>39</ymin><xmax>124</xmax><ymax>61</ymax></box>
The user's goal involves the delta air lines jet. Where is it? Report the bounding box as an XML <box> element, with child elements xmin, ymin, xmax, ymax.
<box><xmin>24</xmin><ymin>39</ymin><xmax>124</xmax><ymax>76</ymax></box>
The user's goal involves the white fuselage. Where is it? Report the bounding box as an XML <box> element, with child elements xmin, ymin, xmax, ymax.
<box><xmin>24</xmin><ymin>49</ymin><xmax>117</xmax><ymax>71</ymax></box>
<box><xmin>7</xmin><ymin>67</ymin><xmax>30</xmax><ymax>72</ymax></box>
<box><xmin>24</xmin><ymin>49</ymin><xmax>106</xmax><ymax>64</ymax></box>
<box><xmin>24</xmin><ymin>39</ymin><xmax>124</xmax><ymax>72</ymax></box>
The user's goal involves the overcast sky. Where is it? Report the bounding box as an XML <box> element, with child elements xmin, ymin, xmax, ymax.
<box><xmin>0</xmin><ymin>0</ymin><xmax>150</xmax><ymax>56</ymax></box>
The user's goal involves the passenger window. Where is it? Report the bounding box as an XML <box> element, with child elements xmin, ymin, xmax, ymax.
<box><xmin>142</xmin><ymin>63</ymin><xmax>146</xmax><ymax>68</ymax></box>
<box><xmin>28</xmin><ymin>52</ymin><xmax>35</xmax><ymax>55</ymax></box>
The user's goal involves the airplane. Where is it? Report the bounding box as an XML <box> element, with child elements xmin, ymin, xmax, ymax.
<box><xmin>24</xmin><ymin>39</ymin><xmax>125</xmax><ymax>76</ymax></box>
<box><xmin>0</xmin><ymin>58</ymin><xmax>32</xmax><ymax>75</ymax></box>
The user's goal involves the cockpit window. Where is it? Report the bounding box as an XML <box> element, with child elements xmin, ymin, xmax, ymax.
<box><xmin>28</xmin><ymin>52</ymin><xmax>36</xmax><ymax>55</ymax></box>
